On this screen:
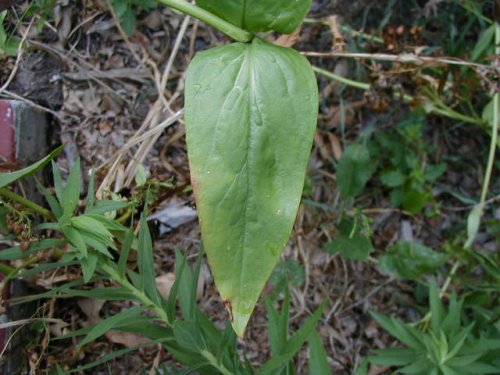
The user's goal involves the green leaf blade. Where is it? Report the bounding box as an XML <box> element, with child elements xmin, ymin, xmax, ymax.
<box><xmin>137</xmin><ymin>214</ymin><xmax>160</xmax><ymax>304</ymax></box>
<box><xmin>185</xmin><ymin>38</ymin><xmax>318</xmax><ymax>336</ymax></box>
<box><xmin>308</xmin><ymin>330</ymin><xmax>331</xmax><ymax>374</ymax></box>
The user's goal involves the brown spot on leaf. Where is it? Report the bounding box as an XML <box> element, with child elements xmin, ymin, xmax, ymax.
<box><xmin>189</xmin><ymin>171</ymin><xmax>202</xmax><ymax>204</ymax></box>
<box><xmin>223</xmin><ymin>300</ymin><xmax>233</xmax><ymax>322</ymax></box>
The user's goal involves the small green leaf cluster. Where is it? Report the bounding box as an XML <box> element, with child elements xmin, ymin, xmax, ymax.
<box><xmin>112</xmin><ymin>0</ymin><xmax>159</xmax><ymax>34</ymax></box>
<box><xmin>369</xmin><ymin>281</ymin><xmax>500</xmax><ymax>374</ymax></box>
<box><xmin>336</xmin><ymin>115</ymin><xmax>447</xmax><ymax>214</ymax></box>
<box><xmin>370</xmin><ymin>116</ymin><xmax>447</xmax><ymax>214</ymax></box>
<box><xmin>0</xmin><ymin>10</ymin><xmax>20</xmax><ymax>56</ymax></box>
<box><xmin>337</xmin><ymin>143</ymin><xmax>376</xmax><ymax>199</ymax></box>
<box><xmin>46</xmin><ymin>159</ymin><xmax>130</xmax><ymax>282</ymax></box>
<box><xmin>325</xmin><ymin>214</ymin><xmax>374</xmax><ymax>262</ymax></box>
<box><xmin>379</xmin><ymin>241</ymin><xmax>448</xmax><ymax>281</ymax></box>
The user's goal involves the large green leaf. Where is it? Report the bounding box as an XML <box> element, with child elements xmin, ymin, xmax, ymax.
<box><xmin>185</xmin><ymin>37</ymin><xmax>318</xmax><ymax>336</ymax></box>
<box><xmin>196</xmin><ymin>0</ymin><xmax>311</xmax><ymax>33</ymax></box>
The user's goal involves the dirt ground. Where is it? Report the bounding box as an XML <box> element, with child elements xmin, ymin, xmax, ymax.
<box><xmin>0</xmin><ymin>0</ymin><xmax>498</xmax><ymax>374</ymax></box>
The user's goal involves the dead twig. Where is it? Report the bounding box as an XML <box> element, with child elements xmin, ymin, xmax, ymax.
<box><xmin>302</xmin><ymin>51</ymin><xmax>496</xmax><ymax>71</ymax></box>
<box><xmin>0</xmin><ymin>89</ymin><xmax>64</xmax><ymax>120</ymax></box>
<box><xmin>0</xmin><ymin>18</ymin><xmax>34</xmax><ymax>94</ymax></box>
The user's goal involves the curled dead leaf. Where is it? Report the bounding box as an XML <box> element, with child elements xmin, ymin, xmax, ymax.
<box><xmin>105</xmin><ymin>331</ymin><xmax>150</xmax><ymax>348</ymax></box>
<box><xmin>49</xmin><ymin>320</ymin><xmax>70</xmax><ymax>337</ymax></box>
<box><xmin>327</xmin><ymin>132</ymin><xmax>343</xmax><ymax>161</ymax></box>
<box><xmin>77</xmin><ymin>298</ymin><xmax>150</xmax><ymax>348</ymax></box>
<box><xmin>77</xmin><ymin>298</ymin><xmax>105</xmax><ymax>322</ymax></box>
<box><xmin>155</xmin><ymin>272</ymin><xmax>176</xmax><ymax>299</ymax></box>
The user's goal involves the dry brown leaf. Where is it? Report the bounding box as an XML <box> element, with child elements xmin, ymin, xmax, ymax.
<box><xmin>274</xmin><ymin>26</ymin><xmax>302</xmax><ymax>48</ymax></box>
<box><xmin>99</xmin><ymin>120</ymin><xmax>113</xmax><ymax>136</ymax></box>
<box><xmin>49</xmin><ymin>320</ymin><xmax>70</xmax><ymax>337</ymax></box>
<box><xmin>36</xmin><ymin>273</ymin><xmax>78</xmax><ymax>289</ymax></box>
<box><xmin>105</xmin><ymin>331</ymin><xmax>151</xmax><ymax>348</ymax></box>
<box><xmin>369</xmin><ymin>364</ymin><xmax>391</xmax><ymax>375</ymax></box>
<box><xmin>155</xmin><ymin>267</ymin><xmax>207</xmax><ymax>301</ymax></box>
<box><xmin>327</xmin><ymin>132</ymin><xmax>343</xmax><ymax>161</ymax></box>
<box><xmin>327</xmin><ymin>99</ymin><xmax>365</xmax><ymax>127</ymax></box>
<box><xmin>77</xmin><ymin>298</ymin><xmax>105</xmax><ymax>322</ymax></box>
<box><xmin>155</xmin><ymin>272</ymin><xmax>176</xmax><ymax>299</ymax></box>
<box><xmin>76</xmin><ymin>298</ymin><xmax>150</xmax><ymax>347</ymax></box>
<box><xmin>314</xmin><ymin>133</ymin><xmax>331</xmax><ymax>161</ymax></box>
<box><xmin>197</xmin><ymin>264</ymin><xmax>209</xmax><ymax>299</ymax></box>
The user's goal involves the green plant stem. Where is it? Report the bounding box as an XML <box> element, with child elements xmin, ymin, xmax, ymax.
<box><xmin>439</xmin><ymin>261</ymin><xmax>460</xmax><ymax>298</ymax></box>
<box><xmin>157</xmin><ymin>0</ymin><xmax>253</xmax><ymax>42</ymax></box>
<box><xmin>116</xmin><ymin>207</ymin><xmax>133</xmax><ymax>224</ymax></box>
<box><xmin>430</xmin><ymin>106</ymin><xmax>485</xmax><ymax>126</ymax></box>
<box><xmin>312</xmin><ymin>66</ymin><xmax>487</xmax><ymax>128</ymax></box>
<box><xmin>102</xmin><ymin>262</ymin><xmax>233</xmax><ymax>373</ymax></box>
<box><xmin>439</xmin><ymin>24</ymin><xmax>500</xmax><ymax>299</ymax></box>
<box><xmin>0</xmin><ymin>262</ymin><xmax>15</xmax><ymax>274</ymax></box>
<box><xmin>312</xmin><ymin>66</ymin><xmax>370</xmax><ymax>90</ymax></box>
<box><xmin>100</xmin><ymin>262</ymin><xmax>171</xmax><ymax>324</ymax></box>
<box><xmin>0</xmin><ymin>187</ymin><xmax>54</xmax><ymax>220</ymax></box>
<box><xmin>200</xmin><ymin>350</ymin><xmax>234</xmax><ymax>375</ymax></box>
<box><xmin>479</xmin><ymin>23</ymin><xmax>500</xmax><ymax>206</ymax></box>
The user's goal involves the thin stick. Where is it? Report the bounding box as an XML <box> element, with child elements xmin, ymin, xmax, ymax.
<box><xmin>312</xmin><ymin>65</ymin><xmax>485</xmax><ymax>126</ymax></box>
<box><xmin>107</xmin><ymin>0</ymin><xmax>156</xmax><ymax>83</ymax></box>
<box><xmin>0</xmin><ymin>318</ymin><xmax>65</xmax><ymax>330</ymax></box>
<box><xmin>122</xmin><ymin>15</ymin><xmax>191</xmax><ymax>186</ymax></box>
<box><xmin>303</xmin><ymin>51</ymin><xmax>494</xmax><ymax>71</ymax></box>
<box><xmin>0</xmin><ymin>18</ymin><xmax>34</xmax><ymax>94</ymax></box>
<box><xmin>439</xmin><ymin>23</ymin><xmax>500</xmax><ymax>299</ymax></box>
<box><xmin>0</xmin><ymin>187</ymin><xmax>54</xmax><ymax>220</ymax></box>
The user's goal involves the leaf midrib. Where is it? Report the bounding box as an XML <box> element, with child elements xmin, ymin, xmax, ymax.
<box><xmin>236</xmin><ymin>44</ymin><xmax>255</xmax><ymax>316</ymax></box>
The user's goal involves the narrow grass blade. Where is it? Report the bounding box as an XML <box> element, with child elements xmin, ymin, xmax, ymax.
<box><xmin>308</xmin><ymin>330</ymin><xmax>331</xmax><ymax>374</ymax></box>
<box><xmin>258</xmin><ymin>301</ymin><xmax>325</xmax><ymax>374</ymax></box>
<box><xmin>78</xmin><ymin>306</ymin><xmax>144</xmax><ymax>348</ymax></box>
<box><xmin>137</xmin><ymin>213</ymin><xmax>160</xmax><ymax>304</ymax></box>
<box><xmin>0</xmin><ymin>145</ymin><xmax>63</xmax><ymax>188</ymax></box>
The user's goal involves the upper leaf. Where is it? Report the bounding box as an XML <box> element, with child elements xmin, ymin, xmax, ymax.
<box><xmin>196</xmin><ymin>0</ymin><xmax>311</xmax><ymax>33</ymax></box>
<box><xmin>185</xmin><ymin>37</ymin><xmax>318</xmax><ymax>336</ymax></box>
